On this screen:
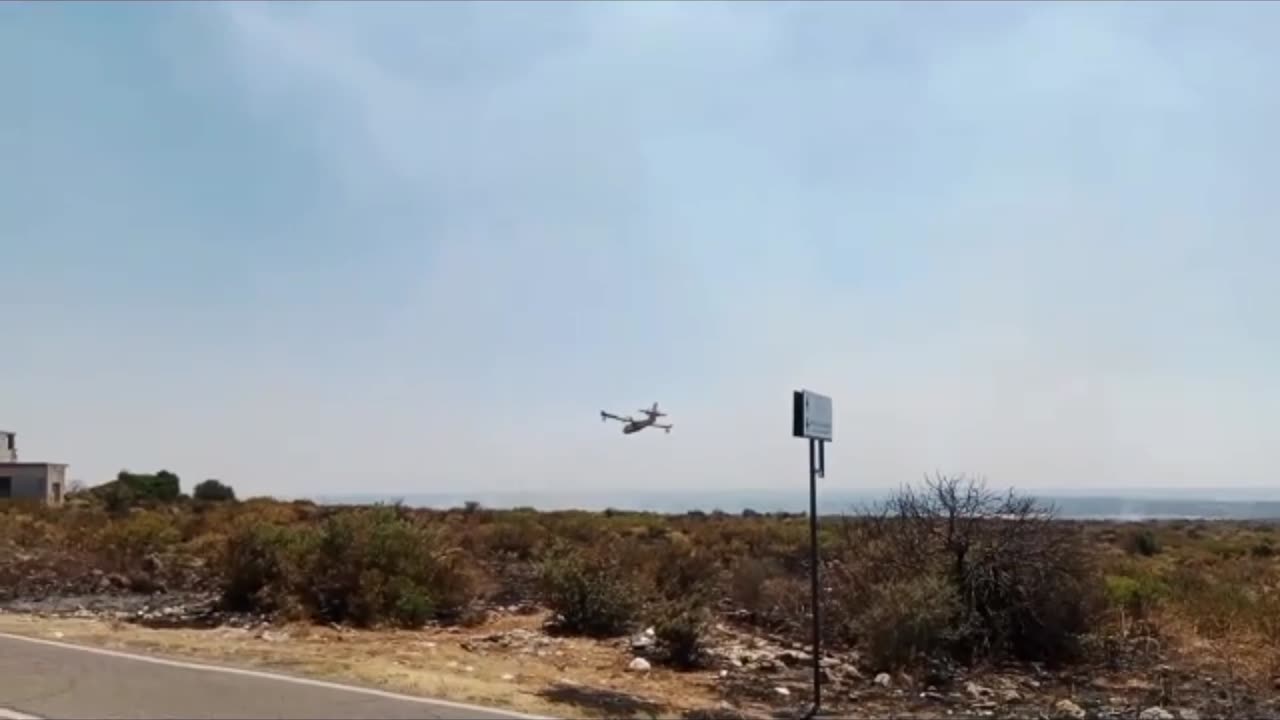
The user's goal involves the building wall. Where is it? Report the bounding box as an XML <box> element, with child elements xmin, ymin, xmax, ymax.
<box><xmin>0</xmin><ymin>464</ymin><xmax>66</xmax><ymax>506</ymax></box>
<box><xmin>48</xmin><ymin>465</ymin><xmax>66</xmax><ymax>505</ymax></box>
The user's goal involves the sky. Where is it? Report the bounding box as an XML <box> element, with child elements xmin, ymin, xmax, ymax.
<box><xmin>3</xmin><ymin>1</ymin><xmax>1278</xmax><ymax>501</ymax></box>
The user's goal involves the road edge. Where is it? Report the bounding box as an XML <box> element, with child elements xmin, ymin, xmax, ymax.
<box><xmin>0</xmin><ymin>631</ymin><xmax>551</xmax><ymax>720</ymax></box>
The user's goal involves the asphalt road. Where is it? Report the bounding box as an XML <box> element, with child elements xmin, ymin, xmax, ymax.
<box><xmin>0</xmin><ymin>632</ymin><xmax>543</xmax><ymax>720</ymax></box>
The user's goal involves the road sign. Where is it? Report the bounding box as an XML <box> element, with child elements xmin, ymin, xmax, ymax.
<box><xmin>792</xmin><ymin>390</ymin><xmax>833</xmax><ymax>442</ymax></box>
<box><xmin>791</xmin><ymin>388</ymin><xmax>833</xmax><ymax>719</ymax></box>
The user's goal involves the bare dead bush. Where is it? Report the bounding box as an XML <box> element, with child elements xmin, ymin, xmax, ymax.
<box><xmin>833</xmin><ymin>474</ymin><xmax>1099</xmax><ymax>667</ymax></box>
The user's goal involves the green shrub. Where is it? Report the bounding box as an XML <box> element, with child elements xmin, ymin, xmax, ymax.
<box><xmin>653</xmin><ymin>602</ymin><xmax>711</xmax><ymax>669</ymax></box>
<box><xmin>644</xmin><ymin>539</ymin><xmax>719</xmax><ymax>669</ymax></box>
<box><xmin>538</xmin><ymin>541</ymin><xmax>640</xmax><ymax>637</ymax></box>
<box><xmin>118</xmin><ymin>470</ymin><xmax>182</xmax><ymax>502</ymax></box>
<box><xmin>306</xmin><ymin>506</ymin><xmax>473</xmax><ymax>627</ymax></box>
<box><xmin>386</xmin><ymin>575</ymin><xmax>435</xmax><ymax>627</ymax></box>
<box><xmin>1250</xmin><ymin>539</ymin><xmax>1275</xmax><ymax>558</ymax></box>
<box><xmin>99</xmin><ymin>482</ymin><xmax>137</xmax><ymax>516</ymax></box>
<box><xmin>1104</xmin><ymin>574</ymin><xmax>1167</xmax><ymax>620</ymax></box>
<box><xmin>1126</xmin><ymin>529</ymin><xmax>1162</xmax><ymax>557</ymax></box>
<box><xmin>93</xmin><ymin>470</ymin><xmax>183</xmax><ymax>513</ymax></box>
<box><xmin>194</xmin><ymin>479</ymin><xmax>236</xmax><ymax>503</ymax></box>
<box><xmin>856</xmin><ymin>575</ymin><xmax>961</xmax><ymax>671</ymax></box>
<box><xmin>220</xmin><ymin>522</ymin><xmax>315</xmax><ymax>615</ymax></box>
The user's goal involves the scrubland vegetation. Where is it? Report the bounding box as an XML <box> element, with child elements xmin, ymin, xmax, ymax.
<box><xmin>2</xmin><ymin>471</ymin><xmax>1279</xmax><ymax>691</ymax></box>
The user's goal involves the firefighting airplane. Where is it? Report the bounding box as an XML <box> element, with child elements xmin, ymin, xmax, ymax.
<box><xmin>600</xmin><ymin>402</ymin><xmax>673</xmax><ymax>435</ymax></box>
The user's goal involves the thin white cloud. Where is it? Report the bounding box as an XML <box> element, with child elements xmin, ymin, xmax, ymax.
<box><xmin>198</xmin><ymin>2</ymin><xmax>1280</xmax><ymax>494</ymax></box>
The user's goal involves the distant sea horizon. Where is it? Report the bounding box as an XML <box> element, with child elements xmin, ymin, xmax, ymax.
<box><xmin>306</xmin><ymin>487</ymin><xmax>1280</xmax><ymax>521</ymax></box>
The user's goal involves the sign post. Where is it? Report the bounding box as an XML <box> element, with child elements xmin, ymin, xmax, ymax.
<box><xmin>792</xmin><ymin>390</ymin><xmax>832</xmax><ymax>719</ymax></box>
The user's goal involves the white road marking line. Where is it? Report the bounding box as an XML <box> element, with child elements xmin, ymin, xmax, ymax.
<box><xmin>0</xmin><ymin>708</ymin><xmax>41</xmax><ymax>720</ymax></box>
<box><xmin>0</xmin><ymin>632</ymin><xmax>548</xmax><ymax>720</ymax></box>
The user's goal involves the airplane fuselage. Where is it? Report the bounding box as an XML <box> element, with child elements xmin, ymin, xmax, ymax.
<box><xmin>601</xmin><ymin>403</ymin><xmax>669</xmax><ymax>434</ymax></box>
<box><xmin>623</xmin><ymin>420</ymin><xmax>651</xmax><ymax>434</ymax></box>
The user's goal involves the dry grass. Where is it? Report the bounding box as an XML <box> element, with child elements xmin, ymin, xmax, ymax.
<box><xmin>1087</xmin><ymin>520</ymin><xmax>1280</xmax><ymax>685</ymax></box>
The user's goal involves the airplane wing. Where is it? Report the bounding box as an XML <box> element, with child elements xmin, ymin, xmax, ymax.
<box><xmin>601</xmin><ymin>411</ymin><xmax>631</xmax><ymax>423</ymax></box>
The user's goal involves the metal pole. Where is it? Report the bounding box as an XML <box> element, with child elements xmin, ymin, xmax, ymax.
<box><xmin>806</xmin><ymin>438</ymin><xmax>822</xmax><ymax>718</ymax></box>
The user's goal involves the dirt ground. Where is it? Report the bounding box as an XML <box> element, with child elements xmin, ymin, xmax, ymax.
<box><xmin>3</xmin><ymin>606</ymin><xmax>1279</xmax><ymax>720</ymax></box>
<box><xmin>0</xmin><ymin>609</ymin><xmax>749</xmax><ymax>720</ymax></box>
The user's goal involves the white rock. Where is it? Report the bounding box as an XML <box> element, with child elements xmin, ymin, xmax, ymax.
<box><xmin>775</xmin><ymin>687</ymin><xmax>791</xmax><ymax>697</ymax></box>
<box><xmin>1139</xmin><ymin>709</ymin><xmax>1175</xmax><ymax>720</ymax></box>
<box><xmin>1054</xmin><ymin>699</ymin><xmax>1086</xmax><ymax>720</ymax></box>
<box><xmin>643</xmin><ymin>626</ymin><xmax>656</xmax><ymax>638</ymax></box>
<box><xmin>501</xmin><ymin>673</ymin><xmax>516</xmax><ymax>681</ymax></box>
<box><xmin>874</xmin><ymin>672</ymin><xmax>893</xmax><ymax>688</ymax></box>
<box><xmin>965</xmin><ymin>682</ymin><xmax>992</xmax><ymax>698</ymax></box>
<box><xmin>1177</xmin><ymin>710</ymin><xmax>1200</xmax><ymax>720</ymax></box>
<box><xmin>628</xmin><ymin>657</ymin><xmax>652</xmax><ymax>672</ymax></box>
<box><xmin>51</xmin><ymin>631</ymin><xmax>65</xmax><ymax>639</ymax></box>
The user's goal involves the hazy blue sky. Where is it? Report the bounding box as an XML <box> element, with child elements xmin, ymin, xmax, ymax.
<box><xmin>3</xmin><ymin>2</ymin><xmax>1277</xmax><ymax>499</ymax></box>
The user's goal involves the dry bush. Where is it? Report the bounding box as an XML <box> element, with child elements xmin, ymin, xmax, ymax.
<box><xmin>729</xmin><ymin>556</ymin><xmax>784</xmax><ymax>620</ymax></box>
<box><xmin>644</xmin><ymin>537</ymin><xmax>721</xmax><ymax>668</ymax></box>
<box><xmin>758</xmin><ymin>575</ymin><xmax>810</xmax><ymax>636</ymax></box>
<box><xmin>544</xmin><ymin>511</ymin><xmax>615</xmax><ymax>545</ymax></box>
<box><xmin>473</xmin><ymin>515</ymin><xmax>549</xmax><ymax>561</ymax></box>
<box><xmin>220</xmin><ymin>505</ymin><xmax>474</xmax><ymax>627</ymax></box>
<box><xmin>649</xmin><ymin>534</ymin><xmax>721</xmax><ymax>605</ymax></box>
<box><xmin>0</xmin><ymin>507</ymin><xmax>67</xmax><ymax>549</ymax></box>
<box><xmin>95</xmin><ymin>510</ymin><xmax>181</xmax><ymax>569</ymax></box>
<box><xmin>9</xmin><ymin>483</ymin><xmax>1277</xmax><ymax>680</ymax></box>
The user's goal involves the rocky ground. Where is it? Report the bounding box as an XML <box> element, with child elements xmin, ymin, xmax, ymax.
<box><xmin>2</xmin><ymin>589</ymin><xmax>1277</xmax><ymax>720</ymax></box>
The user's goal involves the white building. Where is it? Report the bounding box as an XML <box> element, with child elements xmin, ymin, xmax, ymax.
<box><xmin>0</xmin><ymin>431</ymin><xmax>68</xmax><ymax>506</ymax></box>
